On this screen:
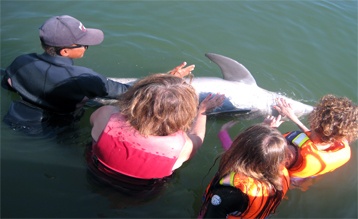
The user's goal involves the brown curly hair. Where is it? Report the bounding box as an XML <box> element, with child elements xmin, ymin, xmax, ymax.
<box><xmin>117</xmin><ymin>73</ymin><xmax>198</xmax><ymax>136</ymax></box>
<box><xmin>309</xmin><ymin>94</ymin><xmax>358</xmax><ymax>143</ymax></box>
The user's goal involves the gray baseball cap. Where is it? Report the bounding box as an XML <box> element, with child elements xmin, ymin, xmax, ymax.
<box><xmin>39</xmin><ymin>15</ymin><xmax>104</xmax><ymax>47</ymax></box>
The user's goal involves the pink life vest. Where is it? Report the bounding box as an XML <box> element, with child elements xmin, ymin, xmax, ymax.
<box><xmin>92</xmin><ymin>113</ymin><xmax>186</xmax><ymax>179</ymax></box>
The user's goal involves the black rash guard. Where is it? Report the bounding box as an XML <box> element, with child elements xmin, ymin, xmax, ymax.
<box><xmin>2</xmin><ymin>52</ymin><xmax>129</xmax><ymax>113</ymax></box>
<box><xmin>2</xmin><ymin>52</ymin><xmax>130</xmax><ymax>134</ymax></box>
<box><xmin>202</xmin><ymin>185</ymin><xmax>249</xmax><ymax>218</ymax></box>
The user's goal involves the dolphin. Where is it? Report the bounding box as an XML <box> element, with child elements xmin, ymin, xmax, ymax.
<box><xmin>94</xmin><ymin>53</ymin><xmax>314</xmax><ymax>119</ymax></box>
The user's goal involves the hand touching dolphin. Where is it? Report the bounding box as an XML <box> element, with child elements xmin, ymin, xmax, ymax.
<box><xmin>94</xmin><ymin>53</ymin><xmax>314</xmax><ymax>119</ymax></box>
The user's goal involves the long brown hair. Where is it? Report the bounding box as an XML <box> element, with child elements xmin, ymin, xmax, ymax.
<box><xmin>215</xmin><ymin>124</ymin><xmax>287</xmax><ymax>218</ymax></box>
<box><xmin>118</xmin><ymin>73</ymin><xmax>198</xmax><ymax>136</ymax></box>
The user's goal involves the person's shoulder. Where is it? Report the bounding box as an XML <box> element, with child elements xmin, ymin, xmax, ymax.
<box><xmin>70</xmin><ymin>65</ymin><xmax>107</xmax><ymax>80</ymax></box>
<box><xmin>98</xmin><ymin>105</ymin><xmax>119</xmax><ymax>114</ymax></box>
<box><xmin>17</xmin><ymin>52</ymin><xmax>37</xmax><ymax>57</ymax></box>
<box><xmin>6</xmin><ymin>53</ymin><xmax>40</xmax><ymax>70</ymax></box>
<box><xmin>71</xmin><ymin>64</ymin><xmax>99</xmax><ymax>74</ymax></box>
<box><xmin>11</xmin><ymin>53</ymin><xmax>38</xmax><ymax>61</ymax></box>
<box><xmin>91</xmin><ymin>105</ymin><xmax>119</xmax><ymax>122</ymax></box>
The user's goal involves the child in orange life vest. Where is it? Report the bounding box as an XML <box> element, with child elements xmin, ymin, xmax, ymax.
<box><xmin>87</xmin><ymin>73</ymin><xmax>225</xmax><ymax>191</ymax></box>
<box><xmin>199</xmin><ymin>124</ymin><xmax>290</xmax><ymax>219</ymax></box>
<box><xmin>272</xmin><ymin>95</ymin><xmax>358</xmax><ymax>180</ymax></box>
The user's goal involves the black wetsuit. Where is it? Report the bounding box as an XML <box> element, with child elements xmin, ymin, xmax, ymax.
<box><xmin>2</xmin><ymin>52</ymin><xmax>129</xmax><ymax>134</ymax></box>
<box><xmin>201</xmin><ymin>184</ymin><xmax>249</xmax><ymax>218</ymax></box>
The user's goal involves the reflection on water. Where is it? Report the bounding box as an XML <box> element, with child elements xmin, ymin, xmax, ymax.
<box><xmin>1</xmin><ymin>0</ymin><xmax>357</xmax><ymax>218</ymax></box>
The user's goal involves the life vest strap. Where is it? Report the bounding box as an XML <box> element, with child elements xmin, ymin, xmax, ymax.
<box><xmin>292</xmin><ymin>133</ymin><xmax>310</xmax><ymax>148</ymax></box>
<box><xmin>219</xmin><ymin>172</ymin><xmax>236</xmax><ymax>186</ymax></box>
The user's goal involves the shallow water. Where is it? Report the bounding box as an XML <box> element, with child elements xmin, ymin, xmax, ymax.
<box><xmin>1</xmin><ymin>1</ymin><xmax>357</xmax><ymax>218</ymax></box>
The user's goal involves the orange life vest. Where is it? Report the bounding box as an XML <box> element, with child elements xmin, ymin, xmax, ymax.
<box><xmin>201</xmin><ymin>168</ymin><xmax>290</xmax><ymax>219</ymax></box>
<box><xmin>284</xmin><ymin>131</ymin><xmax>351</xmax><ymax>178</ymax></box>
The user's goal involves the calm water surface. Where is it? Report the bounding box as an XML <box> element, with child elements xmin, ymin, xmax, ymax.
<box><xmin>1</xmin><ymin>1</ymin><xmax>357</xmax><ymax>218</ymax></box>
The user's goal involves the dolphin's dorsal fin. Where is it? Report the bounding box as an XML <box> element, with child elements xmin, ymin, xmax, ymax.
<box><xmin>205</xmin><ymin>53</ymin><xmax>257</xmax><ymax>85</ymax></box>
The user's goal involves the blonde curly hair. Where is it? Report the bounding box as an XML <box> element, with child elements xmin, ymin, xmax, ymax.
<box><xmin>309</xmin><ymin>94</ymin><xmax>358</xmax><ymax>143</ymax></box>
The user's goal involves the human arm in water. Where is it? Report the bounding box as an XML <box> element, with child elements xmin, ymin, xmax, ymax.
<box><xmin>219</xmin><ymin>112</ymin><xmax>285</xmax><ymax>151</ymax></box>
<box><xmin>105</xmin><ymin>62</ymin><xmax>194</xmax><ymax>98</ymax></box>
<box><xmin>218</xmin><ymin>120</ymin><xmax>239</xmax><ymax>151</ymax></box>
<box><xmin>188</xmin><ymin>94</ymin><xmax>225</xmax><ymax>153</ymax></box>
<box><xmin>264</xmin><ymin>100</ymin><xmax>304</xmax><ymax>170</ymax></box>
<box><xmin>219</xmin><ymin>115</ymin><xmax>284</xmax><ymax>151</ymax></box>
<box><xmin>90</xmin><ymin>105</ymin><xmax>119</xmax><ymax>142</ymax></box>
<box><xmin>173</xmin><ymin>94</ymin><xmax>225</xmax><ymax>170</ymax></box>
<box><xmin>273</xmin><ymin>98</ymin><xmax>310</xmax><ymax>132</ymax></box>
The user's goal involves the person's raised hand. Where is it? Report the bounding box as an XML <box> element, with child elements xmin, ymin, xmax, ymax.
<box><xmin>273</xmin><ymin>98</ymin><xmax>297</xmax><ymax>121</ymax></box>
<box><xmin>263</xmin><ymin>115</ymin><xmax>284</xmax><ymax>128</ymax></box>
<box><xmin>199</xmin><ymin>93</ymin><xmax>225</xmax><ymax>114</ymax></box>
<box><xmin>168</xmin><ymin>62</ymin><xmax>195</xmax><ymax>78</ymax></box>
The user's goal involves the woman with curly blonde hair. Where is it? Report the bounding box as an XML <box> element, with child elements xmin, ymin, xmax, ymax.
<box><xmin>87</xmin><ymin>72</ymin><xmax>224</xmax><ymax>192</ymax></box>
<box><xmin>273</xmin><ymin>94</ymin><xmax>358</xmax><ymax>178</ymax></box>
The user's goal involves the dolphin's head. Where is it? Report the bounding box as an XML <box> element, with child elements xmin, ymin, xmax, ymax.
<box><xmin>271</xmin><ymin>96</ymin><xmax>314</xmax><ymax>119</ymax></box>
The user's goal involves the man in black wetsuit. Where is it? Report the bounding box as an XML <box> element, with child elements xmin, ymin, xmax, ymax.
<box><xmin>1</xmin><ymin>15</ymin><xmax>130</xmax><ymax>135</ymax></box>
<box><xmin>2</xmin><ymin>15</ymin><xmax>194</xmax><ymax>135</ymax></box>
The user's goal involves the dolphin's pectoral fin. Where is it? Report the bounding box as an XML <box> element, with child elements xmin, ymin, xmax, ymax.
<box><xmin>205</xmin><ymin>108</ymin><xmax>251</xmax><ymax>116</ymax></box>
<box><xmin>205</xmin><ymin>53</ymin><xmax>257</xmax><ymax>86</ymax></box>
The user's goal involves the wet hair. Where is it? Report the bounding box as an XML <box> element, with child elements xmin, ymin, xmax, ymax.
<box><xmin>219</xmin><ymin>124</ymin><xmax>287</xmax><ymax>190</ymax></box>
<box><xmin>216</xmin><ymin>124</ymin><xmax>288</xmax><ymax>218</ymax></box>
<box><xmin>118</xmin><ymin>73</ymin><xmax>198</xmax><ymax>136</ymax></box>
<box><xmin>40</xmin><ymin>37</ymin><xmax>62</xmax><ymax>56</ymax></box>
<box><xmin>309</xmin><ymin>94</ymin><xmax>358</xmax><ymax>143</ymax></box>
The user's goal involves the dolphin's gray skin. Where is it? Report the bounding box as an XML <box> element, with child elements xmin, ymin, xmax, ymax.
<box><xmin>94</xmin><ymin>53</ymin><xmax>314</xmax><ymax>119</ymax></box>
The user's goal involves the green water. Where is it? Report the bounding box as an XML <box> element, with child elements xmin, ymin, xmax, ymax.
<box><xmin>1</xmin><ymin>0</ymin><xmax>357</xmax><ymax>218</ymax></box>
